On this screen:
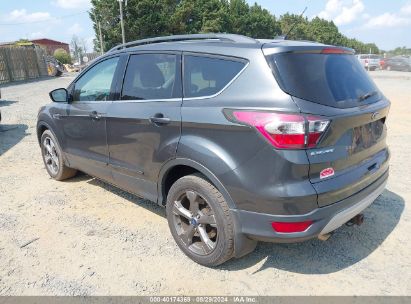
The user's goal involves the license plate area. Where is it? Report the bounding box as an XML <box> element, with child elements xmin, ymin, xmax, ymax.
<box><xmin>350</xmin><ymin>118</ymin><xmax>385</xmax><ymax>154</ymax></box>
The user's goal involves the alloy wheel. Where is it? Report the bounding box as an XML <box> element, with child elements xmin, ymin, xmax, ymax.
<box><xmin>171</xmin><ymin>190</ymin><xmax>218</xmax><ymax>255</ymax></box>
<box><xmin>43</xmin><ymin>136</ymin><xmax>59</xmax><ymax>175</ymax></box>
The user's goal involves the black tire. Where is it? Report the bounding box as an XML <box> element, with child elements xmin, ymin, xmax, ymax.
<box><xmin>40</xmin><ymin>130</ymin><xmax>77</xmax><ymax>181</ymax></box>
<box><xmin>166</xmin><ymin>174</ymin><xmax>234</xmax><ymax>267</ymax></box>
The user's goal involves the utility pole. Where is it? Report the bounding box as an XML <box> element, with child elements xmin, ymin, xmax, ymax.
<box><xmin>119</xmin><ymin>0</ymin><xmax>126</xmax><ymax>44</ymax></box>
<box><xmin>98</xmin><ymin>21</ymin><xmax>104</xmax><ymax>55</ymax></box>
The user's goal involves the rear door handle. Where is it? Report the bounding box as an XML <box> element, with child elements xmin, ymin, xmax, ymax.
<box><xmin>89</xmin><ymin>111</ymin><xmax>103</xmax><ymax>120</ymax></box>
<box><xmin>149</xmin><ymin>115</ymin><xmax>171</xmax><ymax>125</ymax></box>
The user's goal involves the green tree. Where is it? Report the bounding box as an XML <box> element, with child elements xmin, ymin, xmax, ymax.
<box><xmin>54</xmin><ymin>48</ymin><xmax>72</xmax><ymax>64</ymax></box>
<box><xmin>387</xmin><ymin>46</ymin><xmax>411</xmax><ymax>56</ymax></box>
<box><xmin>279</xmin><ymin>13</ymin><xmax>309</xmax><ymax>40</ymax></box>
<box><xmin>228</xmin><ymin>0</ymin><xmax>251</xmax><ymax>35</ymax></box>
<box><xmin>200</xmin><ymin>0</ymin><xmax>230</xmax><ymax>33</ymax></box>
<box><xmin>90</xmin><ymin>0</ymin><xmax>177</xmax><ymax>51</ymax></box>
<box><xmin>244</xmin><ymin>3</ymin><xmax>280</xmax><ymax>38</ymax></box>
<box><xmin>305</xmin><ymin>17</ymin><xmax>342</xmax><ymax>45</ymax></box>
<box><xmin>89</xmin><ymin>0</ymin><xmax>380</xmax><ymax>54</ymax></box>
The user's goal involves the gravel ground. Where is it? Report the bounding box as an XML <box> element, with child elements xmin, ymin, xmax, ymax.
<box><xmin>0</xmin><ymin>72</ymin><xmax>410</xmax><ymax>296</ymax></box>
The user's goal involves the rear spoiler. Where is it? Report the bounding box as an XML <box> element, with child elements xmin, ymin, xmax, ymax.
<box><xmin>262</xmin><ymin>44</ymin><xmax>355</xmax><ymax>56</ymax></box>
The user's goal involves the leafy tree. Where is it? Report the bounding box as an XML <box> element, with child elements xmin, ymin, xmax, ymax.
<box><xmin>386</xmin><ymin>46</ymin><xmax>411</xmax><ymax>56</ymax></box>
<box><xmin>200</xmin><ymin>0</ymin><xmax>230</xmax><ymax>33</ymax></box>
<box><xmin>228</xmin><ymin>0</ymin><xmax>251</xmax><ymax>35</ymax></box>
<box><xmin>90</xmin><ymin>0</ymin><xmax>177</xmax><ymax>51</ymax></box>
<box><xmin>89</xmin><ymin>0</ymin><xmax>380</xmax><ymax>54</ymax></box>
<box><xmin>279</xmin><ymin>13</ymin><xmax>309</xmax><ymax>40</ymax></box>
<box><xmin>305</xmin><ymin>17</ymin><xmax>342</xmax><ymax>45</ymax></box>
<box><xmin>54</xmin><ymin>48</ymin><xmax>72</xmax><ymax>64</ymax></box>
<box><xmin>243</xmin><ymin>3</ymin><xmax>280</xmax><ymax>38</ymax></box>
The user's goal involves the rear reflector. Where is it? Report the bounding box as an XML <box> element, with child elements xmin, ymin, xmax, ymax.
<box><xmin>227</xmin><ymin>111</ymin><xmax>329</xmax><ymax>149</ymax></box>
<box><xmin>271</xmin><ymin>221</ymin><xmax>313</xmax><ymax>233</ymax></box>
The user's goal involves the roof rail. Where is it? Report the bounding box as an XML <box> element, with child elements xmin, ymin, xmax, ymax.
<box><xmin>107</xmin><ymin>33</ymin><xmax>257</xmax><ymax>53</ymax></box>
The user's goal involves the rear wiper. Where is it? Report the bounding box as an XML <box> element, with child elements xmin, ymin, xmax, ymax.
<box><xmin>358</xmin><ymin>91</ymin><xmax>378</xmax><ymax>102</ymax></box>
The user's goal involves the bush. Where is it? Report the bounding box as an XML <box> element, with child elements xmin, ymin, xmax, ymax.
<box><xmin>53</xmin><ymin>48</ymin><xmax>72</xmax><ymax>64</ymax></box>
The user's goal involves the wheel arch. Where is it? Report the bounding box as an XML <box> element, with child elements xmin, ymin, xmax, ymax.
<box><xmin>159</xmin><ymin>158</ymin><xmax>258</xmax><ymax>259</ymax></box>
<box><xmin>37</xmin><ymin>120</ymin><xmax>71</xmax><ymax>167</ymax></box>
<box><xmin>157</xmin><ymin>158</ymin><xmax>237</xmax><ymax>210</ymax></box>
<box><xmin>36</xmin><ymin>120</ymin><xmax>52</xmax><ymax>145</ymax></box>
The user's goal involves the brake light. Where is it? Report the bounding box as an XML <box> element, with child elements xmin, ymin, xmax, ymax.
<box><xmin>271</xmin><ymin>221</ymin><xmax>313</xmax><ymax>233</ymax></box>
<box><xmin>321</xmin><ymin>47</ymin><xmax>354</xmax><ymax>54</ymax></box>
<box><xmin>228</xmin><ymin>111</ymin><xmax>329</xmax><ymax>149</ymax></box>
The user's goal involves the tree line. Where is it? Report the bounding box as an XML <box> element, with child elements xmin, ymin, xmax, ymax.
<box><xmin>90</xmin><ymin>0</ymin><xmax>380</xmax><ymax>54</ymax></box>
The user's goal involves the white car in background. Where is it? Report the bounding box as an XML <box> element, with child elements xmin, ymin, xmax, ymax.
<box><xmin>357</xmin><ymin>54</ymin><xmax>380</xmax><ymax>71</ymax></box>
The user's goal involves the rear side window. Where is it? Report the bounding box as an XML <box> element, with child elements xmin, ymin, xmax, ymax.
<box><xmin>184</xmin><ymin>55</ymin><xmax>245</xmax><ymax>98</ymax></box>
<box><xmin>122</xmin><ymin>54</ymin><xmax>177</xmax><ymax>100</ymax></box>
<box><xmin>266</xmin><ymin>53</ymin><xmax>380</xmax><ymax>108</ymax></box>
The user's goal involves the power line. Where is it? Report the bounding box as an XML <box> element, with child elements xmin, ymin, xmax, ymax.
<box><xmin>0</xmin><ymin>11</ymin><xmax>88</xmax><ymax>26</ymax></box>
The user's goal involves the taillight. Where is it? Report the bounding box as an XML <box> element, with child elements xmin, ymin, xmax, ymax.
<box><xmin>226</xmin><ymin>111</ymin><xmax>329</xmax><ymax>149</ymax></box>
<box><xmin>306</xmin><ymin>115</ymin><xmax>330</xmax><ymax>147</ymax></box>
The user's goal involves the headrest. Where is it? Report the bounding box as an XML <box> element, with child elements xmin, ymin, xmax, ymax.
<box><xmin>140</xmin><ymin>63</ymin><xmax>165</xmax><ymax>87</ymax></box>
<box><xmin>201</xmin><ymin>61</ymin><xmax>219</xmax><ymax>81</ymax></box>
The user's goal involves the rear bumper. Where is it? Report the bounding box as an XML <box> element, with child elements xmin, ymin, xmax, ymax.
<box><xmin>232</xmin><ymin>169</ymin><xmax>388</xmax><ymax>243</ymax></box>
<box><xmin>364</xmin><ymin>62</ymin><xmax>379</xmax><ymax>68</ymax></box>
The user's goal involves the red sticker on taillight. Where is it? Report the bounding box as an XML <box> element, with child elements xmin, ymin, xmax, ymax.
<box><xmin>320</xmin><ymin>167</ymin><xmax>335</xmax><ymax>179</ymax></box>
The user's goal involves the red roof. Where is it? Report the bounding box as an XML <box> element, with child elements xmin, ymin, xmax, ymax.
<box><xmin>30</xmin><ymin>38</ymin><xmax>69</xmax><ymax>46</ymax></box>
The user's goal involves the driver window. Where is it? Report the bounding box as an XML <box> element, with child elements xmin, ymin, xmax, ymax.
<box><xmin>72</xmin><ymin>57</ymin><xmax>119</xmax><ymax>102</ymax></box>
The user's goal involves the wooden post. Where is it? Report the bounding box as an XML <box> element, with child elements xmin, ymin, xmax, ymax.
<box><xmin>0</xmin><ymin>49</ymin><xmax>10</xmax><ymax>83</ymax></box>
<box><xmin>21</xmin><ymin>48</ymin><xmax>30</xmax><ymax>80</ymax></box>
<box><xmin>3</xmin><ymin>48</ymin><xmax>14</xmax><ymax>82</ymax></box>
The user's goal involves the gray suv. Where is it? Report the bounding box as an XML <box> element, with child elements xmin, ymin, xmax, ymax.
<box><xmin>37</xmin><ymin>34</ymin><xmax>390</xmax><ymax>266</ymax></box>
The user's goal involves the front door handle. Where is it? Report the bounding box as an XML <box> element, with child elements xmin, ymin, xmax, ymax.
<box><xmin>89</xmin><ymin>111</ymin><xmax>103</xmax><ymax>120</ymax></box>
<box><xmin>149</xmin><ymin>114</ymin><xmax>171</xmax><ymax>125</ymax></box>
<box><xmin>52</xmin><ymin>114</ymin><xmax>63</xmax><ymax>119</ymax></box>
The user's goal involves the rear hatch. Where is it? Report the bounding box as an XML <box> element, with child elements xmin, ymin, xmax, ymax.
<box><xmin>367</xmin><ymin>54</ymin><xmax>380</xmax><ymax>67</ymax></box>
<box><xmin>264</xmin><ymin>44</ymin><xmax>390</xmax><ymax>207</ymax></box>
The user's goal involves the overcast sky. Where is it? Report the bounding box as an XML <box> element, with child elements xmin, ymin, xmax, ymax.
<box><xmin>1</xmin><ymin>0</ymin><xmax>410</xmax><ymax>51</ymax></box>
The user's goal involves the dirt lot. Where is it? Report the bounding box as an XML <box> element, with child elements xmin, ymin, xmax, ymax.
<box><xmin>0</xmin><ymin>71</ymin><xmax>410</xmax><ymax>296</ymax></box>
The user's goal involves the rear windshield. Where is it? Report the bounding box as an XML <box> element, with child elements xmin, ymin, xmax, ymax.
<box><xmin>266</xmin><ymin>53</ymin><xmax>381</xmax><ymax>108</ymax></box>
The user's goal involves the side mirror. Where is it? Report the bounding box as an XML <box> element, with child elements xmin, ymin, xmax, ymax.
<box><xmin>49</xmin><ymin>88</ymin><xmax>68</xmax><ymax>103</ymax></box>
